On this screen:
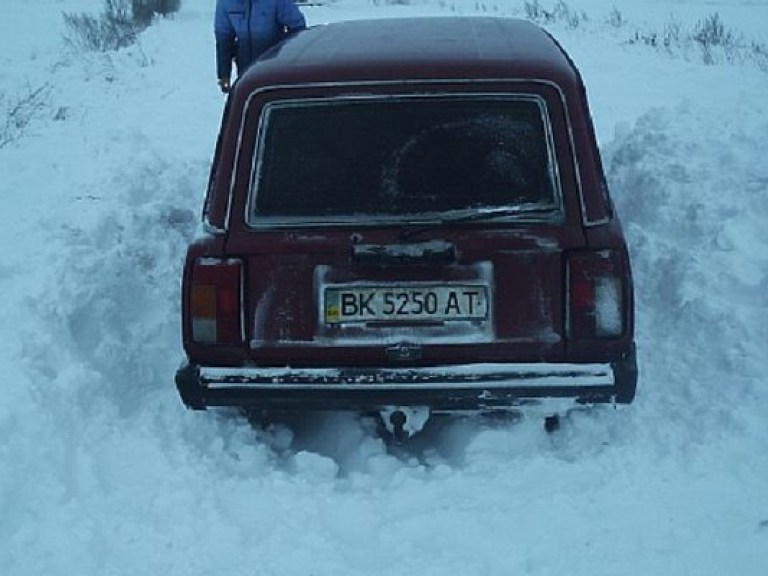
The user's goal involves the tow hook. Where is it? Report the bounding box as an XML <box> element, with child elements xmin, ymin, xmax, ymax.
<box><xmin>379</xmin><ymin>406</ymin><xmax>431</xmax><ymax>442</ymax></box>
<box><xmin>544</xmin><ymin>414</ymin><xmax>560</xmax><ymax>433</ymax></box>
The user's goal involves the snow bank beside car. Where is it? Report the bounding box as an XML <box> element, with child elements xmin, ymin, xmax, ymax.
<box><xmin>607</xmin><ymin>103</ymin><xmax>768</xmax><ymax>419</ymax></box>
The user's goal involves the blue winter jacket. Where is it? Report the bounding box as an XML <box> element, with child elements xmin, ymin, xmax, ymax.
<box><xmin>215</xmin><ymin>0</ymin><xmax>306</xmax><ymax>79</ymax></box>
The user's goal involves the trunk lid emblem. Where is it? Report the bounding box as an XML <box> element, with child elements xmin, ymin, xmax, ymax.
<box><xmin>386</xmin><ymin>342</ymin><xmax>423</xmax><ymax>362</ymax></box>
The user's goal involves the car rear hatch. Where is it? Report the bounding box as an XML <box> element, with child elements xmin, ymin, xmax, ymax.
<box><xmin>230</xmin><ymin>225</ymin><xmax>584</xmax><ymax>365</ymax></box>
<box><xmin>222</xmin><ymin>90</ymin><xmax>589</xmax><ymax>367</ymax></box>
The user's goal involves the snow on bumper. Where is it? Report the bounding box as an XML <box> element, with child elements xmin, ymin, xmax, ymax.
<box><xmin>175</xmin><ymin>360</ymin><xmax>633</xmax><ymax>412</ymax></box>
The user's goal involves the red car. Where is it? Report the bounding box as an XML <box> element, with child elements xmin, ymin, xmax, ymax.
<box><xmin>175</xmin><ymin>17</ymin><xmax>637</xmax><ymax>439</ymax></box>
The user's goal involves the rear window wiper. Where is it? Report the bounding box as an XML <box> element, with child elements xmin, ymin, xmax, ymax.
<box><xmin>399</xmin><ymin>206</ymin><xmax>550</xmax><ymax>240</ymax></box>
<box><xmin>441</xmin><ymin>205</ymin><xmax>543</xmax><ymax>223</ymax></box>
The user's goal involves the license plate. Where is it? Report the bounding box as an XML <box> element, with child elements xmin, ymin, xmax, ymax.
<box><xmin>324</xmin><ymin>284</ymin><xmax>489</xmax><ymax>324</ymax></box>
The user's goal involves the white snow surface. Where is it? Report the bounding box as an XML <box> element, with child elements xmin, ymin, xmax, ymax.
<box><xmin>2</xmin><ymin>0</ymin><xmax>768</xmax><ymax>574</ymax></box>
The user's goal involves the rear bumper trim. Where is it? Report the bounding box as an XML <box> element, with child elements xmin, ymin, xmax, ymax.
<box><xmin>199</xmin><ymin>362</ymin><xmax>614</xmax><ymax>390</ymax></box>
<box><xmin>175</xmin><ymin>355</ymin><xmax>638</xmax><ymax>412</ymax></box>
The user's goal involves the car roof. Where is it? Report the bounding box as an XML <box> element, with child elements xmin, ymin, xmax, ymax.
<box><xmin>238</xmin><ymin>17</ymin><xmax>580</xmax><ymax>88</ymax></box>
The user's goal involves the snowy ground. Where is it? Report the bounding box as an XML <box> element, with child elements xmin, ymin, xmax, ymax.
<box><xmin>1</xmin><ymin>0</ymin><xmax>768</xmax><ymax>574</ymax></box>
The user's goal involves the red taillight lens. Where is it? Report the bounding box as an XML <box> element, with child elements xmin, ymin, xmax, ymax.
<box><xmin>189</xmin><ymin>259</ymin><xmax>243</xmax><ymax>344</ymax></box>
<box><xmin>567</xmin><ymin>251</ymin><xmax>626</xmax><ymax>339</ymax></box>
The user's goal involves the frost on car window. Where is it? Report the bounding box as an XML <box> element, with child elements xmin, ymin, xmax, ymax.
<box><xmin>251</xmin><ymin>97</ymin><xmax>559</xmax><ymax>221</ymax></box>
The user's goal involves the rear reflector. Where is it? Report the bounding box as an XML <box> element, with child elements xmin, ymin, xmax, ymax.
<box><xmin>567</xmin><ymin>251</ymin><xmax>625</xmax><ymax>339</ymax></box>
<box><xmin>189</xmin><ymin>259</ymin><xmax>242</xmax><ymax>345</ymax></box>
<box><xmin>191</xmin><ymin>284</ymin><xmax>218</xmax><ymax>342</ymax></box>
<box><xmin>593</xmin><ymin>276</ymin><xmax>623</xmax><ymax>337</ymax></box>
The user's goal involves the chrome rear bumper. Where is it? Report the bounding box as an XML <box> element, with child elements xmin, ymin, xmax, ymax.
<box><xmin>199</xmin><ymin>362</ymin><xmax>613</xmax><ymax>389</ymax></box>
<box><xmin>176</xmin><ymin>350</ymin><xmax>637</xmax><ymax>411</ymax></box>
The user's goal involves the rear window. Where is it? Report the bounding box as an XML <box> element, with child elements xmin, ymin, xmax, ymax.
<box><xmin>248</xmin><ymin>95</ymin><xmax>561</xmax><ymax>225</ymax></box>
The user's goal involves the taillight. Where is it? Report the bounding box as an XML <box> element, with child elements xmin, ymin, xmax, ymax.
<box><xmin>189</xmin><ymin>258</ymin><xmax>243</xmax><ymax>344</ymax></box>
<box><xmin>567</xmin><ymin>251</ymin><xmax>626</xmax><ymax>339</ymax></box>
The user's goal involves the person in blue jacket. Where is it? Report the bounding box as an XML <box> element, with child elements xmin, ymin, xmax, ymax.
<box><xmin>215</xmin><ymin>0</ymin><xmax>306</xmax><ymax>93</ymax></box>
